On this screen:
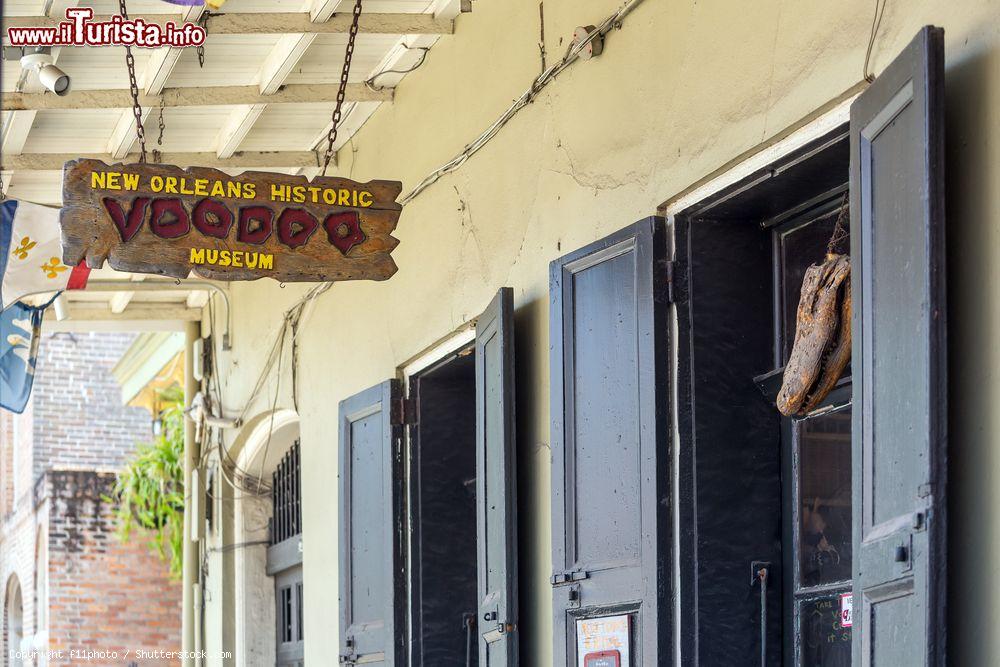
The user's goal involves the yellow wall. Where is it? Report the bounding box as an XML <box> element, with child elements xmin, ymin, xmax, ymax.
<box><xmin>206</xmin><ymin>0</ymin><xmax>1000</xmax><ymax>663</ymax></box>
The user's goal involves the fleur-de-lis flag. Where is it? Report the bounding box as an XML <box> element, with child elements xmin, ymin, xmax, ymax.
<box><xmin>0</xmin><ymin>300</ymin><xmax>47</xmax><ymax>413</ymax></box>
<box><xmin>1</xmin><ymin>199</ymin><xmax>90</xmax><ymax>310</ymax></box>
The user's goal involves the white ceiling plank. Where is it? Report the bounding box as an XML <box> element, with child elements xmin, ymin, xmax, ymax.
<box><xmin>142</xmin><ymin>48</ymin><xmax>186</xmax><ymax>97</ymax></box>
<box><xmin>2</xmin><ymin>111</ymin><xmax>36</xmax><ymax>154</ymax></box>
<box><xmin>429</xmin><ymin>0</ymin><xmax>462</xmax><ymax>20</ymax></box>
<box><xmin>258</xmin><ymin>33</ymin><xmax>318</xmax><ymax>95</ymax></box>
<box><xmin>107</xmin><ymin>108</ymin><xmax>150</xmax><ymax>159</ymax></box>
<box><xmin>310</xmin><ymin>0</ymin><xmax>350</xmax><ymax>23</ymax></box>
<box><xmin>215</xmin><ymin>104</ymin><xmax>268</xmax><ymax>158</ymax></box>
<box><xmin>309</xmin><ymin>101</ymin><xmax>380</xmax><ymax>153</ymax></box>
<box><xmin>145</xmin><ymin>7</ymin><xmax>203</xmax><ymax>94</ymax></box>
<box><xmin>108</xmin><ymin>274</ymin><xmax>146</xmax><ymax>315</ymax></box>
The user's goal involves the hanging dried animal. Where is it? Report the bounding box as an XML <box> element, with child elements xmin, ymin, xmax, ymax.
<box><xmin>776</xmin><ymin>253</ymin><xmax>852</xmax><ymax>416</ymax></box>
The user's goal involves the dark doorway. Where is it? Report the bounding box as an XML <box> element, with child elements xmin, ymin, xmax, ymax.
<box><xmin>674</xmin><ymin>127</ymin><xmax>852</xmax><ymax>666</ymax></box>
<box><xmin>410</xmin><ymin>348</ymin><xmax>480</xmax><ymax>667</ymax></box>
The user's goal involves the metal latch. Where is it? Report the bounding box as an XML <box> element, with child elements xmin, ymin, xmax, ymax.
<box><xmin>550</xmin><ymin>570</ymin><xmax>590</xmax><ymax>585</ymax></box>
<box><xmin>339</xmin><ymin>636</ymin><xmax>357</xmax><ymax>664</ymax></box>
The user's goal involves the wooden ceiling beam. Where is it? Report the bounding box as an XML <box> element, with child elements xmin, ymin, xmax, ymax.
<box><xmin>3</xmin><ymin>84</ymin><xmax>392</xmax><ymax>111</ymax></box>
<box><xmin>2</xmin><ymin>13</ymin><xmax>454</xmax><ymax>37</ymax></box>
<box><xmin>6</xmin><ymin>151</ymin><xmax>324</xmax><ymax>170</ymax></box>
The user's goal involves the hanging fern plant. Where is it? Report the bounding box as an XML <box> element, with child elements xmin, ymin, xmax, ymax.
<box><xmin>104</xmin><ymin>385</ymin><xmax>186</xmax><ymax>578</ymax></box>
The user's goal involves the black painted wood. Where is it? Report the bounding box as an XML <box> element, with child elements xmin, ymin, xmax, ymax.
<box><xmin>549</xmin><ymin>217</ymin><xmax>671</xmax><ymax>666</ymax></box>
<box><xmin>674</xmin><ymin>215</ymin><xmax>781</xmax><ymax>666</ymax></box>
<box><xmin>409</xmin><ymin>355</ymin><xmax>479</xmax><ymax>667</ymax></box>
<box><xmin>338</xmin><ymin>380</ymin><xmax>406</xmax><ymax>666</ymax></box>
<box><xmin>476</xmin><ymin>287</ymin><xmax>519</xmax><ymax>666</ymax></box>
<box><xmin>673</xmin><ymin>118</ymin><xmax>853</xmax><ymax>667</ymax></box>
<box><xmin>850</xmin><ymin>25</ymin><xmax>947</xmax><ymax>667</ymax></box>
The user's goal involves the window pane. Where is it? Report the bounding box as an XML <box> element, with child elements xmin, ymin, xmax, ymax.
<box><xmin>799</xmin><ymin>595</ymin><xmax>851</xmax><ymax>666</ymax></box>
<box><xmin>780</xmin><ymin>212</ymin><xmax>840</xmax><ymax>364</ymax></box>
<box><xmin>296</xmin><ymin>582</ymin><xmax>304</xmax><ymax>642</ymax></box>
<box><xmin>280</xmin><ymin>587</ymin><xmax>293</xmax><ymax>643</ymax></box>
<box><xmin>798</xmin><ymin>408</ymin><xmax>852</xmax><ymax>587</ymax></box>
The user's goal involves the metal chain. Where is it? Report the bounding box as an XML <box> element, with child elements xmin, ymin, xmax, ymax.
<box><xmin>0</xmin><ymin>170</ymin><xmax>6</xmax><ymax>201</ymax></box>
<box><xmin>158</xmin><ymin>95</ymin><xmax>166</xmax><ymax>146</ymax></box>
<box><xmin>197</xmin><ymin>13</ymin><xmax>209</xmax><ymax>68</ymax></box>
<box><xmin>118</xmin><ymin>0</ymin><xmax>147</xmax><ymax>163</ymax></box>
<box><xmin>322</xmin><ymin>0</ymin><xmax>363</xmax><ymax>176</ymax></box>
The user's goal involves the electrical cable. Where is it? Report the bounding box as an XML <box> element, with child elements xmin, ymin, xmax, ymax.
<box><xmin>863</xmin><ymin>0</ymin><xmax>888</xmax><ymax>83</ymax></box>
<box><xmin>209</xmin><ymin>283</ymin><xmax>332</xmax><ymax>497</ymax></box>
<box><xmin>365</xmin><ymin>46</ymin><xmax>431</xmax><ymax>91</ymax></box>
<box><xmin>399</xmin><ymin>0</ymin><xmax>648</xmax><ymax>206</ymax></box>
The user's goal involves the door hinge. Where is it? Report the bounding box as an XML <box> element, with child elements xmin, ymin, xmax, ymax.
<box><xmin>391</xmin><ymin>397</ymin><xmax>417</xmax><ymax>426</ymax></box>
<box><xmin>550</xmin><ymin>570</ymin><xmax>590</xmax><ymax>585</ymax></box>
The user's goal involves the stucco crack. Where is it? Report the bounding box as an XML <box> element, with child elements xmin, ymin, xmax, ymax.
<box><xmin>549</xmin><ymin>139</ymin><xmax>649</xmax><ymax>192</ymax></box>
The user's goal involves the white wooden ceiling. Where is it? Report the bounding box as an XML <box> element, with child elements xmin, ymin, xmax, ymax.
<box><xmin>2</xmin><ymin>0</ymin><xmax>463</xmax><ymax>205</ymax></box>
<box><xmin>4</xmin><ymin>0</ymin><xmax>464</xmax><ymax>326</ymax></box>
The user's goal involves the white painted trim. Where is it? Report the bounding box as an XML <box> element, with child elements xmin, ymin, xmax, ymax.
<box><xmin>400</xmin><ymin>324</ymin><xmax>475</xmax><ymax>385</ymax></box>
<box><xmin>234</xmin><ymin>409</ymin><xmax>301</xmax><ymax>471</ymax></box>
<box><xmin>112</xmin><ymin>331</ymin><xmax>185</xmax><ymax>405</ymax></box>
<box><xmin>663</xmin><ymin>96</ymin><xmax>855</xmax><ymax>218</ymax></box>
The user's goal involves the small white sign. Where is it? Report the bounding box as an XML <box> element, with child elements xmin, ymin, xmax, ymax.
<box><xmin>840</xmin><ymin>592</ymin><xmax>853</xmax><ymax>628</ymax></box>
<box><xmin>577</xmin><ymin>614</ymin><xmax>631</xmax><ymax>667</ymax></box>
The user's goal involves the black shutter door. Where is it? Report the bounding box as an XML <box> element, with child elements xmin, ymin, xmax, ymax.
<box><xmin>550</xmin><ymin>218</ymin><xmax>670</xmax><ymax>665</ymax></box>
<box><xmin>850</xmin><ymin>26</ymin><xmax>946</xmax><ymax>666</ymax></box>
<box><xmin>476</xmin><ymin>287</ymin><xmax>519</xmax><ymax>666</ymax></box>
<box><xmin>339</xmin><ymin>380</ymin><xmax>405</xmax><ymax>666</ymax></box>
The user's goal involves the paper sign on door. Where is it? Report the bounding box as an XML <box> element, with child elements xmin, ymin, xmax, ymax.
<box><xmin>840</xmin><ymin>592</ymin><xmax>853</xmax><ymax>628</ymax></box>
<box><xmin>577</xmin><ymin>615</ymin><xmax>631</xmax><ymax>667</ymax></box>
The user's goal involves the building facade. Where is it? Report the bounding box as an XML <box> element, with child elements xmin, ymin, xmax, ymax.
<box><xmin>165</xmin><ymin>0</ymin><xmax>998</xmax><ymax>665</ymax></box>
<box><xmin>0</xmin><ymin>333</ymin><xmax>182</xmax><ymax>666</ymax></box>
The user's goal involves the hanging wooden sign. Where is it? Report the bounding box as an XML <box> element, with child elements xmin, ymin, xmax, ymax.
<box><xmin>60</xmin><ymin>159</ymin><xmax>402</xmax><ymax>282</ymax></box>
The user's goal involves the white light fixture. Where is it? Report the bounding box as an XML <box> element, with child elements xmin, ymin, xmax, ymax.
<box><xmin>20</xmin><ymin>48</ymin><xmax>70</xmax><ymax>96</ymax></box>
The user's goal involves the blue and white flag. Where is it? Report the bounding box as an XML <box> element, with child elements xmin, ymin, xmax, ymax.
<box><xmin>0</xmin><ymin>300</ymin><xmax>47</xmax><ymax>414</ymax></box>
<box><xmin>1</xmin><ymin>199</ymin><xmax>90</xmax><ymax>311</ymax></box>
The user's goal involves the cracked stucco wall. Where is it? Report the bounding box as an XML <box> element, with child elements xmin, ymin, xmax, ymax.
<box><xmin>200</xmin><ymin>0</ymin><xmax>1000</xmax><ymax>664</ymax></box>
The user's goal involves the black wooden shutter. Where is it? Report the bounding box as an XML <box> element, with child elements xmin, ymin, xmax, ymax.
<box><xmin>475</xmin><ymin>287</ymin><xmax>519</xmax><ymax>666</ymax></box>
<box><xmin>338</xmin><ymin>380</ymin><xmax>405</xmax><ymax>666</ymax></box>
<box><xmin>550</xmin><ymin>218</ymin><xmax>671</xmax><ymax>665</ymax></box>
<box><xmin>850</xmin><ymin>26</ymin><xmax>946</xmax><ymax>666</ymax></box>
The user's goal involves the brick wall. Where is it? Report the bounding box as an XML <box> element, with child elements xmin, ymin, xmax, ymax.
<box><xmin>31</xmin><ymin>332</ymin><xmax>152</xmax><ymax>478</ymax></box>
<box><xmin>0</xmin><ymin>331</ymin><xmax>182</xmax><ymax>666</ymax></box>
<box><xmin>44</xmin><ymin>470</ymin><xmax>182</xmax><ymax>666</ymax></box>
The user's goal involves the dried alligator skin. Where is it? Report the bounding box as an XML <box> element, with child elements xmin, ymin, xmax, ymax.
<box><xmin>800</xmin><ymin>275</ymin><xmax>851</xmax><ymax>414</ymax></box>
<box><xmin>777</xmin><ymin>254</ymin><xmax>851</xmax><ymax>417</ymax></box>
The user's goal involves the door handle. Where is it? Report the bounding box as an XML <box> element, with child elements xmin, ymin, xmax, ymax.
<box><xmin>751</xmin><ymin>561</ymin><xmax>770</xmax><ymax>667</ymax></box>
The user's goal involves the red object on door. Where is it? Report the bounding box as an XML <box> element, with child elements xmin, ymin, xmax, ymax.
<box><xmin>583</xmin><ymin>650</ymin><xmax>621</xmax><ymax>667</ymax></box>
